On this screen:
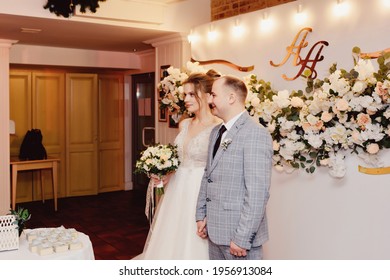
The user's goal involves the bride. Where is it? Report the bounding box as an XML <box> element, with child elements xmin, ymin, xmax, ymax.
<box><xmin>135</xmin><ymin>69</ymin><xmax>220</xmax><ymax>259</ymax></box>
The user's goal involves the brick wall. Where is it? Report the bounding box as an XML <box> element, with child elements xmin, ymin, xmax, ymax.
<box><xmin>211</xmin><ymin>0</ymin><xmax>296</xmax><ymax>21</ymax></box>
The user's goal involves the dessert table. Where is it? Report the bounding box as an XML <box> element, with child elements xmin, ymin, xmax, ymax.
<box><xmin>0</xmin><ymin>230</ymin><xmax>95</xmax><ymax>260</ymax></box>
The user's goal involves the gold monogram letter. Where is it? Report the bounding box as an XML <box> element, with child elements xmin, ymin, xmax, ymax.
<box><xmin>270</xmin><ymin>27</ymin><xmax>312</xmax><ymax>67</ymax></box>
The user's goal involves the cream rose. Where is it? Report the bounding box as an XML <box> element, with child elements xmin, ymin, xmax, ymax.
<box><xmin>335</xmin><ymin>98</ymin><xmax>349</xmax><ymax>111</ymax></box>
<box><xmin>366</xmin><ymin>143</ymin><xmax>379</xmax><ymax>154</ymax></box>
<box><xmin>356</xmin><ymin>113</ymin><xmax>371</xmax><ymax>127</ymax></box>
<box><xmin>321</xmin><ymin>111</ymin><xmax>333</xmax><ymax>122</ymax></box>
<box><xmin>291</xmin><ymin>96</ymin><xmax>304</xmax><ymax>108</ymax></box>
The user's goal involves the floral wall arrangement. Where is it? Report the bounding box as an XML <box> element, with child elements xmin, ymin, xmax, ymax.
<box><xmin>158</xmin><ymin>48</ymin><xmax>390</xmax><ymax>178</ymax></box>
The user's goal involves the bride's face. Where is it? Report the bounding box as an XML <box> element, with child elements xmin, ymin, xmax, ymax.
<box><xmin>183</xmin><ymin>83</ymin><xmax>201</xmax><ymax>114</ymax></box>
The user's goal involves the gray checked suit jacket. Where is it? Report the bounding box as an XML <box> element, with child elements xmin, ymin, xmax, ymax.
<box><xmin>196</xmin><ymin>111</ymin><xmax>273</xmax><ymax>250</ymax></box>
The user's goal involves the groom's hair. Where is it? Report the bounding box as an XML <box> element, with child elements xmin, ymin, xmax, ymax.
<box><xmin>221</xmin><ymin>75</ymin><xmax>247</xmax><ymax>103</ymax></box>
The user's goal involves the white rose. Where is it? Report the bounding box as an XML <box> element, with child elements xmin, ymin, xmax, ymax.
<box><xmin>267</xmin><ymin>122</ymin><xmax>276</xmax><ymax>133</ymax></box>
<box><xmin>251</xmin><ymin>97</ymin><xmax>260</xmax><ymax>107</ymax></box>
<box><xmin>352</xmin><ymin>81</ymin><xmax>366</xmax><ymax>94</ymax></box>
<box><xmin>320</xmin><ymin>158</ymin><xmax>329</xmax><ymax>166</ymax></box>
<box><xmin>273</xmin><ymin>140</ymin><xmax>280</xmax><ymax>151</ymax></box>
<box><xmin>366</xmin><ymin>143</ymin><xmax>379</xmax><ymax>154</ymax></box>
<box><xmin>274</xmin><ymin>165</ymin><xmax>284</xmax><ymax>172</ymax></box>
<box><xmin>306</xmin><ymin>114</ymin><xmax>319</xmax><ymax>126</ymax></box>
<box><xmin>335</xmin><ymin>98</ymin><xmax>349</xmax><ymax>111</ymax></box>
<box><xmin>291</xmin><ymin>96</ymin><xmax>304</xmax><ymax>108</ymax></box>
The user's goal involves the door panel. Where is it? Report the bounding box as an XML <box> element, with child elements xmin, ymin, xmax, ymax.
<box><xmin>66</xmin><ymin>73</ymin><xmax>98</xmax><ymax>196</ymax></box>
<box><xmin>98</xmin><ymin>74</ymin><xmax>124</xmax><ymax>192</ymax></box>
<box><xmin>32</xmin><ymin>72</ymin><xmax>65</xmax><ymax>200</ymax></box>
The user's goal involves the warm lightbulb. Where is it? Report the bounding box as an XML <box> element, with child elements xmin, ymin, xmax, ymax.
<box><xmin>333</xmin><ymin>0</ymin><xmax>350</xmax><ymax>17</ymax></box>
<box><xmin>207</xmin><ymin>30</ymin><xmax>217</xmax><ymax>41</ymax></box>
<box><xmin>232</xmin><ymin>19</ymin><xmax>244</xmax><ymax>37</ymax></box>
<box><xmin>187</xmin><ymin>30</ymin><xmax>198</xmax><ymax>44</ymax></box>
<box><xmin>294</xmin><ymin>5</ymin><xmax>307</xmax><ymax>25</ymax></box>
<box><xmin>260</xmin><ymin>12</ymin><xmax>273</xmax><ymax>32</ymax></box>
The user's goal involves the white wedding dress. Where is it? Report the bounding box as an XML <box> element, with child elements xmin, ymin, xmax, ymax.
<box><xmin>136</xmin><ymin>118</ymin><xmax>214</xmax><ymax>260</ymax></box>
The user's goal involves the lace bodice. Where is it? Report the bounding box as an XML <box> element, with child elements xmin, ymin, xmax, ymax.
<box><xmin>174</xmin><ymin>118</ymin><xmax>214</xmax><ymax>168</ymax></box>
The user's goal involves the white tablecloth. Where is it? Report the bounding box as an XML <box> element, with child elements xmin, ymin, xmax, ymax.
<box><xmin>0</xmin><ymin>229</ymin><xmax>95</xmax><ymax>260</ymax></box>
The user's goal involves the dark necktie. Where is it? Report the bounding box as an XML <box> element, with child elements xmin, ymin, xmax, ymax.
<box><xmin>212</xmin><ymin>125</ymin><xmax>227</xmax><ymax>158</ymax></box>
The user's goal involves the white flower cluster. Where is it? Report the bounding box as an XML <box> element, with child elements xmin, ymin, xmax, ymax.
<box><xmin>245</xmin><ymin>52</ymin><xmax>390</xmax><ymax>178</ymax></box>
<box><xmin>135</xmin><ymin>143</ymin><xmax>180</xmax><ymax>177</ymax></box>
<box><xmin>158</xmin><ymin>62</ymin><xmax>207</xmax><ymax>114</ymax></box>
<box><xmin>157</xmin><ymin>49</ymin><xmax>389</xmax><ymax>178</ymax></box>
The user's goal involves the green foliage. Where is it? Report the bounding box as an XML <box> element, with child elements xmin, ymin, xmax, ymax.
<box><xmin>9</xmin><ymin>207</ymin><xmax>31</xmax><ymax>235</ymax></box>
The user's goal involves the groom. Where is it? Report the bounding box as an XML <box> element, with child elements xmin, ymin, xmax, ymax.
<box><xmin>196</xmin><ymin>75</ymin><xmax>273</xmax><ymax>260</ymax></box>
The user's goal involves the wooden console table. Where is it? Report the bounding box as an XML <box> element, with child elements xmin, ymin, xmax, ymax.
<box><xmin>10</xmin><ymin>158</ymin><xmax>60</xmax><ymax>211</ymax></box>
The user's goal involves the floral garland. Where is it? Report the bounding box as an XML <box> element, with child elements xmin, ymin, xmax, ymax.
<box><xmin>158</xmin><ymin>48</ymin><xmax>390</xmax><ymax>178</ymax></box>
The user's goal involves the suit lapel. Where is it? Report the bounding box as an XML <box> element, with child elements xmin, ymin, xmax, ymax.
<box><xmin>208</xmin><ymin>112</ymin><xmax>250</xmax><ymax>174</ymax></box>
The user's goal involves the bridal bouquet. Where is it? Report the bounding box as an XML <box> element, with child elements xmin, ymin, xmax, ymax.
<box><xmin>135</xmin><ymin>143</ymin><xmax>180</xmax><ymax>195</ymax></box>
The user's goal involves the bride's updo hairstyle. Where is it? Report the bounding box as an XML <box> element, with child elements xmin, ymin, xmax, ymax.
<box><xmin>182</xmin><ymin>69</ymin><xmax>220</xmax><ymax>105</ymax></box>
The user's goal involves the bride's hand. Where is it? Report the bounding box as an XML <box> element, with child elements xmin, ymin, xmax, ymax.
<box><xmin>150</xmin><ymin>172</ymin><xmax>174</xmax><ymax>186</ymax></box>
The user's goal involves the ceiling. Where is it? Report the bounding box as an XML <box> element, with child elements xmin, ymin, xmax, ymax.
<box><xmin>0</xmin><ymin>13</ymin><xmax>177</xmax><ymax>53</ymax></box>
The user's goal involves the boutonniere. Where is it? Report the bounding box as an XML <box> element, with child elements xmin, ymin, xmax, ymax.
<box><xmin>221</xmin><ymin>139</ymin><xmax>232</xmax><ymax>150</ymax></box>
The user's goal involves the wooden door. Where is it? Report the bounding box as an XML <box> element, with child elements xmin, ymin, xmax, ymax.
<box><xmin>9</xmin><ymin>70</ymin><xmax>33</xmax><ymax>202</ymax></box>
<box><xmin>9</xmin><ymin>71</ymin><xmax>65</xmax><ymax>202</ymax></box>
<box><xmin>98</xmin><ymin>74</ymin><xmax>124</xmax><ymax>193</ymax></box>
<box><xmin>66</xmin><ymin>73</ymin><xmax>98</xmax><ymax>196</ymax></box>
<box><xmin>32</xmin><ymin>72</ymin><xmax>65</xmax><ymax>200</ymax></box>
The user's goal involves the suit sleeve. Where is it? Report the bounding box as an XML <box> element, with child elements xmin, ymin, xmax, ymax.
<box><xmin>232</xmin><ymin>125</ymin><xmax>273</xmax><ymax>249</ymax></box>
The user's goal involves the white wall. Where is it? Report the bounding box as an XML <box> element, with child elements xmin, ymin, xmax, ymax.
<box><xmin>190</xmin><ymin>0</ymin><xmax>390</xmax><ymax>259</ymax></box>
<box><xmin>10</xmin><ymin>44</ymin><xmax>141</xmax><ymax>69</ymax></box>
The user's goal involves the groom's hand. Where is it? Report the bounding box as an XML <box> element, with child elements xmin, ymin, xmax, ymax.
<box><xmin>230</xmin><ymin>241</ymin><xmax>247</xmax><ymax>257</ymax></box>
<box><xmin>196</xmin><ymin>219</ymin><xmax>208</xmax><ymax>239</ymax></box>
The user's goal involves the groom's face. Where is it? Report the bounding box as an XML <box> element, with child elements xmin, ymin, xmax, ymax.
<box><xmin>208</xmin><ymin>78</ymin><xmax>229</xmax><ymax>119</ymax></box>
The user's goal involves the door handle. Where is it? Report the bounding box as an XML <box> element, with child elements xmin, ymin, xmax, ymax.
<box><xmin>142</xmin><ymin>127</ymin><xmax>155</xmax><ymax>147</ymax></box>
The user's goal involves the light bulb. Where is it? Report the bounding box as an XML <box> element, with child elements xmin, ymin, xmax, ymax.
<box><xmin>333</xmin><ymin>0</ymin><xmax>350</xmax><ymax>17</ymax></box>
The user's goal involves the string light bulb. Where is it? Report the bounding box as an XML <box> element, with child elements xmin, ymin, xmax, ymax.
<box><xmin>333</xmin><ymin>0</ymin><xmax>350</xmax><ymax>17</ymax></box>
<box><xmin>187</xmin><ymin>29</ymin><xmax>197</xmax><ymax>44</ymax></box>
<box><xmin>232</xmin><ymin>18</ymin><xmax>244</xmax><ymax>37</ymax></box>
<box><xmin>260</xmin><ymin>12</ymin><xmax>273</xmax><ymax>32</ymax></box>
<box><xmin>294</xmin><ymin>4</ymin><xmax>307</xmax><ymax>25</ymax></box>
<box><xmin>207</xmin><ymin>24</ymin><xmax>217</xmax><ymax>41</ymax></box>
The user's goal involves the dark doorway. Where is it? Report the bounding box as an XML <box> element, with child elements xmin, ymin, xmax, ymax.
<box><xmin>131</xmin><ymin>72</ymin><xmax>155</xmax><ymax>190</ymax></box>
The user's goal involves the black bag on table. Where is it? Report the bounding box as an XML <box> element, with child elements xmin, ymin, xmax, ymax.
<box><xmin>19</xmin><ymin>129</ymin><xmax>48</xmax><ymax>160</ymax></box>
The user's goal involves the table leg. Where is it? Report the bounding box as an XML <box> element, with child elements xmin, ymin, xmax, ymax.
<box><xmin>52</xmin><ymin>161</ymin><xmax>58</xmax><ymax>211</ymax></box>
<box><xmin>39</xmin><ymin>170</ymin><xmax>45</xmax><ymax>203</ymax></box>
<box><xmin>11</xmin><ymin>165</ymin><xmax>18</xmax><ymax>211</ymax></box>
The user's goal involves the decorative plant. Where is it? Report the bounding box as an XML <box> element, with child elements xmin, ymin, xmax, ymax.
<box><xmin>9</xmin><ymin>207</ymin><xmax>31</xmax><ymax>236</ymax></box>
<box><xmin>43</xmin><ymin>0</ymin><xmax>106</xmax><ymax>18</ymax></box>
